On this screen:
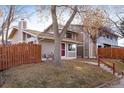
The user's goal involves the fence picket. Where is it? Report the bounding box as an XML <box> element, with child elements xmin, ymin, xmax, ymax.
<box><xmin>0</xmin><ymin>43</ymin><xmax>41</xmax><ymax>71</ymax></box>
<box><xmin>98</xmin><ymin>48</ymin><xmax>124</xmax><ymax>59</ymax></box>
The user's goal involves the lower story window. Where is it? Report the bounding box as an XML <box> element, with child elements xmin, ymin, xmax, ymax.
<box><xmin>68</xmin><ymin>44</ymin><xmax>76</xmax><ymax>51</ymax></box>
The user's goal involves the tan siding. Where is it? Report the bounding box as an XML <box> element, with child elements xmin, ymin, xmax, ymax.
<box><xmin>10</xmin><ymin>29</ymin><xmax>23</xmax><ymax>44</ymax></box>
<box><xmin>40</xmin><ymin>40</ymin><xmax>54</xmax><ymax>58</ymax></box>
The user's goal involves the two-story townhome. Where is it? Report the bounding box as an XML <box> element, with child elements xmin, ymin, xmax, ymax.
<box><xmin>37</xmin><ymin>24</ymin><xmax>82</xmax><ymax>60</ymax></box>
<box><xmin>9</xmin><ymin>19</ymin><xmax>82</xmax><ymax>60</ymax></box>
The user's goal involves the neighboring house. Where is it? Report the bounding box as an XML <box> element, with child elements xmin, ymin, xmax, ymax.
<box><xmin>97</xmin><ymin>27</ymin><xmax>118</xmax><ymax>48</ymax></box>
<box><xmin>9</xmin><ymin>19</ymin><xmax>82</xmax><ymax>60</ymax></box>
<box><xmin>8</xmin><ymin>19</ymin><xmax>40</xmax><ymax>44</ymax></box>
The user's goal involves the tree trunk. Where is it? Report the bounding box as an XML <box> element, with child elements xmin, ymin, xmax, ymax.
<box><xmin>54</xmin><ymin>37</ymin><xmax>61</xmax><ymax>64</ymax></box>
<box><xmin>1</xmin><ymin>30</ymin><xmax>4</xmax><ymax>45</ymax></box>
<box><xmin>5</xmin><ymin>5</ymin><xmax>14</xmax><ymax>45</ymax></box>
<box><xmin>93</xmin><ymin>41</ymin><xmax>97</xmax><ymax>59</ymax></box>
<box><xmin>5</xmin><ymin>25</ymin><xmax>10</xmax><ymax>45</ymax></box>
<box><xmin>5</xmin><ymin>29</ymin><xmax>8</xmax><ymax>45</ymax></box>
<box><xmin>51</xmin><ymin>5</ymin><xmax>77</xmax><ymax>65</ymax></box>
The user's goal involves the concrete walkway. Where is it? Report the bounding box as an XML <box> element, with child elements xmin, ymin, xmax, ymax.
<box><xmin>83</xmin><ymin>61</ymin><xmax>98</xmax><ymax>65</ymax></box>
<box><xmin>109</xmin><ymin>77</ymin><xmax>124</xmax><ymax>88</ymax></box>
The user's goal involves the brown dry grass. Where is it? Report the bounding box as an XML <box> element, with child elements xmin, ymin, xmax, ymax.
<box><xmin>0</xmin><ymin>61</ymin><xmax>116</xmax><ymax>88</ymax></box>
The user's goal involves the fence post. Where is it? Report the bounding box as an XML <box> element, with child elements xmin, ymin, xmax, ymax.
<box><xmin>98</xmin><ymin>56</ymin><xmax>100</xmax><ymax>67</ymax></box>
<box><xmin>113</xmin><ymin>63</ymin><xmax>115</xmax><ymax>75</ymax></box>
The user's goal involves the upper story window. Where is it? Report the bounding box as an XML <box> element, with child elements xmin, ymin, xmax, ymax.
<box><xmin>66</xmin><ymin>32</ymin><xmax>72</xmax><ymax>39</ymax></box>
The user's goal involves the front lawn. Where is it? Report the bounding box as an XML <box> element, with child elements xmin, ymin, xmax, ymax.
<box><xmin>0</xmin><ymin>61</ymin><xmax>116</xmax><ymax>88</ymax></box>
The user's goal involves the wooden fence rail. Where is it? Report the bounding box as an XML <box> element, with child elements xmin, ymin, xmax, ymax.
<box><xmin>0</xmin><ymin>43</ymin><xmax>41</xmax><ymax>71</ymax></box>
<box><xmin>98</xmin><ymin>56</ymin><xmax>116</xmax><ymax>75</ymax></box>
<box><xmin>98</xmin><ymin>48</ymin><xmax>124</xmax><ymax>59</ymax></box>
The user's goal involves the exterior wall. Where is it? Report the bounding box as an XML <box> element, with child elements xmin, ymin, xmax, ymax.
<box><xmin>10</xmin><ymin>29</ymin><xmax>23</xmax><ymax>44</ymax></box>
<box><xmin>40</xmin><ymin>40</ymin><xmax>55</xmax><ymax>59</ymax></box>
<box><xmin>0</xmin><ymin>41</ymin><xmax>2</xmax><ymax>44</ymax></box>
<box><xmin>97</xmin><ymin>36</ymin><xmax>118</xmax><ymax>47</ymax></box>
<box><xmin>89</xmin><ymin>39</ymin><xmax>96</xmax><ymax>58</ymax></box>
<box><xmin>84</xmin><ymin>34</ymin><xmax>96</xmax><ymax>58</ymax></box>
<box><xmin>83</xmin><ymin>32</ymin><xmax>90</xmax><ymax>58</ymax></box>
<box><xmin>10</xmin><ymin>19</ymin><xmax>27</xmax><ymax>44</ymax></box>
<box><xmin>10</xmin><ymin>30</ymin><xmax>38</xmax><ymax>44</ymax></box>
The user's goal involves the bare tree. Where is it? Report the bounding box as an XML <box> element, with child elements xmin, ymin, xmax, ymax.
<box><xmin>108</xmin><ymin>17</ymin><xmax>124</xmax><ymax>37</ymax></box>
<box><xmin>83</xmin><ymin>7</ymin><xmax>108</xmax><ymax>58</ymax></box>
<box><xmin>0</xmin><ymin>6</ymin><xmax>18</xmax><ymax>45</ymax></box>
<box><xmin>37</xmin><ymin>5</ymin><xmax>87</xmax><ymax>64</ymax></box>
<box><xmin>51</xmin><ymin>5</ymin><xmax>78</xmax><ymax>64</ymax></box>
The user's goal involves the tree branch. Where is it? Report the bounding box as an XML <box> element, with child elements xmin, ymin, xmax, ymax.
<box><xmin>108</xmin><ymin>17</ymin><xmax>124</xmax><ymax>37</ymax></box>
<box><xmin>116</xmin><ymin>13</ymin><xmax>123</xmax><ymax>22</ymax></box>
<box><xmin>60</xmin><ymin>6</ymin><xmax>77</xmax><ymax>39</ymax></box>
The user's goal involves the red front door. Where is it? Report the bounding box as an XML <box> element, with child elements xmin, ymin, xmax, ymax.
<box><xmin>61</xmin><ymin>43</ymin><xmax>65</xmax><ymax>56</ymax></box>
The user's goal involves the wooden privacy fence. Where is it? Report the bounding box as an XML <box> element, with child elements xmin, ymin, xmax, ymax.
<box><xmin>0</xmin><ymin>43</ymin><xmax>41</xmax><ymax>71</ymax></box>
<box><xmin>98</xmin><ymin>48</ymin><xmax>124</xmax><ymax>59</ymax></box>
